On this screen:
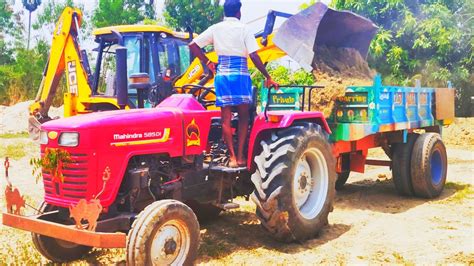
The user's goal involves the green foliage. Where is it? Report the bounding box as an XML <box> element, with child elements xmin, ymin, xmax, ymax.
<box><xmin>92</xmin><ymin>0</ymin><xmax>155</xmax><ymax>28</ymax></box>
<box><xmin>0</xmin><ymin>40</ymin><xmax>48</xmax><ymax>104</ymax></box>
<box><xmin>330</xmin><ymin>0</ymin><xmax>473</xmax><ymax>116</ymax></box>
<box><xmin>251</xmin><ymin>64</ymin><xmax>315</xmax><ymax>88</ymax></box>
<box><xmin>163</xmin><ymin>0</ymin><xmax>223</xmax><ymax>33</ymax></box>
<box><xmin>30</xmin><ymin>148</ymin><xmax>73</xmax><ymax>183</ymax></box>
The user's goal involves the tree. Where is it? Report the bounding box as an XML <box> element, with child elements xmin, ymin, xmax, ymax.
<box><xmin>163</xmin><ymin>0</ymin><xmax>223</xmax><ymax>33</ymax></box>
<box><xmin>33</xmin><ymin>0</ymin><xmax>91</xmax><ymax>40</ymax></box>
<box><xmin>330</xmin><ymin>0</ymin><xmax>473</xmax><ymax>116</ymax></box>
<box><xmin>92</xmin><ymin>0</ymin><xmax>155</xmax><ymax>28</ymax></box>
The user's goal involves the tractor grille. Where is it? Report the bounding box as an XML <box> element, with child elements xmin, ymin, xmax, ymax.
<box><xmin>43</xmin><ymin>152</ymin><xmax>90</xmax><ymax>202</ymax></box>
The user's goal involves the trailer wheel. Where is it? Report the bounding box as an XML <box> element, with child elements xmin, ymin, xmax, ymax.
<box><xmin>31</xmin><ymin>202</ymin><xmax>92</xmax><ymax>262</ymax></box>
<box><xmin>411</xmin><ymin>133</ymin><xmax>447</xmax><ymax>198</ymax></box>
<box><xmin>391</xmin><ymin>133</ymin><xmax>419</xmax><ymax>196</ymax></box>
<box><xmin>335</xmin><ymin>171</ymin><xmax>350</xmax><ymax>191</ymax></box>
<box><xmin>127</xmin><ymin>200</ymin><xmax>200</xmax><ymax>265</ymax></box>
<box><xmin>251</xmin><ymin>123</ymin><xmax>336</xmax><ymax>242</ymax></box>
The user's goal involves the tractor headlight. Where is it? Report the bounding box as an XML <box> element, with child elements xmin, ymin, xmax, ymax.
<box><xmin>58</xmin><ymin>132</ymin><xmax>79</xmax><ymax>147</ymax></box>
<box><xmin>39</xmin><ymin>131</ymin><xmax>48</xmax><ymax>145</ymax></box>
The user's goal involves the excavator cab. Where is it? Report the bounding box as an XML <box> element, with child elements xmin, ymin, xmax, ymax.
<box><xmin>91</xmin><ymin>26</ymin><xmax>193</xmax><ymax>108</ymax></box>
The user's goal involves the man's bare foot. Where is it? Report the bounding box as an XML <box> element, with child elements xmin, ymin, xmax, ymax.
<box><xmin>228</xmin><ymin>159</ymin><xmax>239</xmax><ymax>168</ymax></box>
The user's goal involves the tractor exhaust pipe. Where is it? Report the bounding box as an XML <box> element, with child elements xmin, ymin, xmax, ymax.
<box><xmin>115</xmin><ymin>46</ymin><xmax>128</xmax><ymax>109</ymax></box>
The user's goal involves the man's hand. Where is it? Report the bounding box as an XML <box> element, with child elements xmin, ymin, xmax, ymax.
<box><xmin>265</xmin><ymin>78</ymin><xmax>279</xmax><ymax>90</ymax></box>
<box><xmin>207</xmin><ymin>61</ymin><xmax>216</xmax><ymax>75</ymax></box>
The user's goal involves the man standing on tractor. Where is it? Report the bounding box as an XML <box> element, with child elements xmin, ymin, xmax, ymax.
<box><xmin>189</xmin><ymin>0</ymin><xmax>278</xmax><ymax>168</ymax></box>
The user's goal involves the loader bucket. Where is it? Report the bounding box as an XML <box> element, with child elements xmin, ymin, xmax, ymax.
<box><xmin>273</xmin><ymin>2</ymin><xmax>378</xmax><ymax>71</ymax></box>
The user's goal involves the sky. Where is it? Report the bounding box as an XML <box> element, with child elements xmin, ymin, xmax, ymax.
<box><xmin>13</xmin><ymin>0</ymin><xmax>331</xmax><ymax>44</ymax></box>
<box><xmin>11</xmin><ymin>0</ymin><xmax>331</xmax><ymax>69</ymax></box>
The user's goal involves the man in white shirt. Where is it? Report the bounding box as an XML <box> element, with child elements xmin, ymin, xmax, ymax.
<box><xmin>189</xmin><ymin>0</ymin><xmax>278</xmax><ymax>168</ymax></box>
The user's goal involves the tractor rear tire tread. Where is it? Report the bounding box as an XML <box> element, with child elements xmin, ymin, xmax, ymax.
<box><xmin>251</xmin><ymin>123</ymin><xmax>335</xmax><ymax>242</ymax></box>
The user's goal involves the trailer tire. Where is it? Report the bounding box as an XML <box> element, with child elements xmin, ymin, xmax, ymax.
<box><xmin>391</xmin><ymin>133</ymin><xmax>419</xmax><ymax>196</ymax></box>
<box><xmin>410</xmin><ymin>133</ymin><xmax>447</xmax><ymax>198</ymax></box>
<box><xmin>127</xmin><ymin>200</ymin><xmax>200</xmax><ymax>266</ymax></box>
<box><xmin>31</xmin><ymin>202</ymin><xmax>92</xmax><ymax>262</ymax></box>
<box><xmin>335</xmin><ymin>172</ymin><xmax>350</xmax><ymax>191</ymax></box>
<box><xmin>251</xmin><ymin>123</ymin><xmax>335</xmax><ymax>242</ymax></box>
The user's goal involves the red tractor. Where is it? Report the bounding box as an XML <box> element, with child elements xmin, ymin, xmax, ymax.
<box><xmin>23</xmin><ymin>86</ymin><xmax>335</xmax><ymax>264</ymax></box>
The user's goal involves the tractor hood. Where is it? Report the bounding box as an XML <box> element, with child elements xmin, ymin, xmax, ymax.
<box><xmin>273</xmin><ymin>2</ymin><xmax>378</xmax><ymax>71</ymax></box>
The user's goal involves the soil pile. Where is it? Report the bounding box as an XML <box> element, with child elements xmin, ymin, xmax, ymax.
<box><xmin>0</xmin><ymin>101</ymin><xmax>63</xmax><ymax>134</ymax></box>
<box><xmin>443</xmin><ymin>118</ymin><xmax>474</xmax><ymax>149</ymax></box>
<box><xmin>308</xmin><ymin>46</ymin><xmax>375</xmax><ymax>117</ymax></box>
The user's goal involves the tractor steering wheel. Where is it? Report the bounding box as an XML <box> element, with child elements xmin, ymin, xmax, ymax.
<box><xmin>181</xmin><ymin>84</ymin><xmax>216</xmax><ymax>109</ymax></box>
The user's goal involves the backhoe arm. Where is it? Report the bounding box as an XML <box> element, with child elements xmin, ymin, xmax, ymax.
<box><xmin>29</xmin><ymin>7</ymin><xmax>92</xmax><ymax>120</ymax></box>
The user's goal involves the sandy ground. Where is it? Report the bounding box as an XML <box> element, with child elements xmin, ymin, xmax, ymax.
<box><xmin>1</xmin><ymin>101</ymin><xmax>473</xmax><ymax>264</ymax></box>
<box><xmin>0</xmin><ymin>134</ymin><xmax>473</xmax><ymax>264</ymax></box>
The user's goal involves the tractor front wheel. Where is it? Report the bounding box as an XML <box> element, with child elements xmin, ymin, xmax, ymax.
<box><xmin>251</xmin><ymin>123</ymin><xmax>336</xmax><ymax>242</ymax></box>
<box><xmin>127</xmin><ymin>200</ymin><xmax>200</xmax><ymax>265</ymax></box>
<box><xmin>31</xmin><ymin>202</ymin><xmax>92</xmax><ymax>262</ymax></box>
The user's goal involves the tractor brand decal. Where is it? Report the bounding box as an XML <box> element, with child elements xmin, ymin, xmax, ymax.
<box><xmin>187</xmin><ymin>64</ymin><xmax>201</xmax><ymax>79</ymax></box>
<box><xmin>338</xmin><ymin>93</ymin><xmax>368</xmax><ymax>104</ymax></box>
<box><xmin>419</xmin><ymin>93</ymin><xmax>428</xmax><ymax>105</ymax></box>
<box><xmin>111</xmin><ymin>128</ymin><xmax>171</xmax><ymax>147</ymax></box>
<box><xmin>67</xmin><ymin>61</ymin><xmax>78</xmax><ymax>94</ymax></box>
<box><xmin>407</xmin><ymin>92</ymin><xmax>416</xmax><ymax>105</ymax></box>
<box><xmin>186</xmin><ymin>119</ymin><xmax>201</xmax><ymax>147</ymax></box>
<box><xmin>394</xmin><ymin>92</ymin><xmax>403</xmax><ymax>105</ymax></box>
<box><xmin>113</xmin><ymin>131</ymin><xmax>164</xmax><ymax>140</ymax></box>
<box><xmin>271</xmin><ymin>94</ymin><xmax>296</xmax><ymax>105</ymax></box>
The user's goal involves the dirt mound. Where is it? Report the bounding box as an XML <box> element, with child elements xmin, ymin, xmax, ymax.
<box><xmin>443</xmin><ymin>118</ymin><xmax>474</xmax><ymax>149</ymax></box>
<box><xmin>308</xmin><ymin>47</ymin><xmax>375</xmax><ymax>117</ymax></box>
<box><xmin>0</xmin><ymin>101</ymin><xmax>63</xmax><ymax>134</ymax></box>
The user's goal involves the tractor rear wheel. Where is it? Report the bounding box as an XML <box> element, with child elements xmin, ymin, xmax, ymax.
<box><xmin>31</xmin><ymin>202</ymin><xmax>92</xmax><ymax>262</ymax></box>
<box><xmin>410</xmin><ymin>133</ymin><xmax>447</xmax><ymax>198</ymax></box>
<box><xmin>251</xmin><ymin>123</ymin><xmax>336</xmax><ymax>242</ymax></box>
<box><xmin>391</xmin><ymin>133</ymin><xmax>419</xmax><ymax>196</ymax></box>
<box><xmin>127</xmin><ymin>200</ymin><xmax>200</xmax><ymax>265</ymax></box>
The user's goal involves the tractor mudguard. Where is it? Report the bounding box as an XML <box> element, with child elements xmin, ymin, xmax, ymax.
<box><xmin>247</xmin><ymin>111</ymin><xmax>330</xmax><ymax>169</ymax></box>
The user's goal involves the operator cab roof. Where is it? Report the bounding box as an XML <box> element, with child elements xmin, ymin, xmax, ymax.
<box><xmin>93</xmin><ymin>25</ymin><xmax>197</xmax><ymax>40</ymax></box>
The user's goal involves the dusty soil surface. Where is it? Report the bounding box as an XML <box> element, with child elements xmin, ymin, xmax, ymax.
<box><xmin>0</xmin><ymin>101</ymin><xmax>63</xmax><ymax>134</ymax></box>
<box><xmin>309</xmin><ymin>47</ymin><xmax>374</xmax><ymax>117</ymax></box>
<box><xmin>0</xmin><ymin>131</ymin><xmax>473</xmax><ymax>264</ymax></box>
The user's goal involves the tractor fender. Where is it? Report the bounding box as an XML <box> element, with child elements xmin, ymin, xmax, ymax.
<box><xmin>247</xmin><ymin>111</ymin><xmax>331</xmax><ymax>169</ymax></box>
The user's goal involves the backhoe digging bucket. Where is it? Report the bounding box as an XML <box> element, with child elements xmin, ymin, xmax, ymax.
<box><xmin>273</xmin><ymin>2</ymin><xmax>378</xmax><ymax>71</ymax></box>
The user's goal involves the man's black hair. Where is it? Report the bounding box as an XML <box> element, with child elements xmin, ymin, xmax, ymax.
<box><xmin>224</xmin><ymin>0</ymin><xmax>241</xmax><ymax>17</ymax></box>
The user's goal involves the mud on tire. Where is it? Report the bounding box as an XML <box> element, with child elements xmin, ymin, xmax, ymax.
<box><xmin>127</xmin><ymin>200</ymin><xmax>200</xmax><ymax>265</ymax></box>
<box><xmin>251</xmin><ymin>123</ymin><xmax>336</xmax><ymax>242</ymax></box>
<box><xmin>31</xmin><ymin>202</ymin><xmax>92</xmax><ymax>262</ymax></box>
